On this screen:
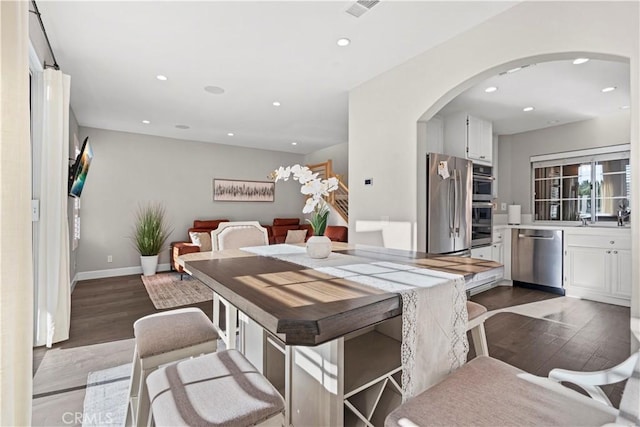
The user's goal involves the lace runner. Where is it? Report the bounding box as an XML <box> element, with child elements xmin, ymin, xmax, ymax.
<box><xmin>242</xmin><ymin>244</ymin><xmax>469</xmax><ymax>399</ymax></box>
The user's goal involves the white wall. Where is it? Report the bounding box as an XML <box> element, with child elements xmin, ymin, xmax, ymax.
<box><xmin>497</xmin><ymin>111</ymin><xmax>631</xmax><ymax>214</ymax></box>
<box><xmin>76</xmin><ymin>127</ymin><xmax>304</xmax><ymax>273</ymax></box>
<box><xmin>348</xmin><ymin>1</ymin><xmax>639</xmax><ymax>335</ymax></box>
<box><xmin>304</xmin><ymin>142</ymin><xmax>349</xmax><ymax>185</ymax></box>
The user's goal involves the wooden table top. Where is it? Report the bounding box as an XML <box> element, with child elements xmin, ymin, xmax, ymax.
<box><xmin>182</xmin><ymin>243</ymin><xmax>502</xmax><ymax>346</ymax></box>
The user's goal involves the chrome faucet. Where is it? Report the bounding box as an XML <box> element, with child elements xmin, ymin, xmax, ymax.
<box><xmin>617</xmin><ymin>200</ymin><xmax>630</xmax><ymax>226</ymax></box>
<box><xmin>617</xmin><ymin>209</ymin><xmax>630</xmax><ymax>226</ymax></box>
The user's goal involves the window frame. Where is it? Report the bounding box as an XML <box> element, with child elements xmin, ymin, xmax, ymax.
<box><xmin>531</xmin><ymin>145</ymin><xmax>631</xmax><ymax>223</ymax></box>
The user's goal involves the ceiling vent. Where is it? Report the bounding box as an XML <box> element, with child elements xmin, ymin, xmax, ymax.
<box><xmin>345</xmin><ymin>0</ymin><xmax>380</xmax><ymax>18</ymax></box>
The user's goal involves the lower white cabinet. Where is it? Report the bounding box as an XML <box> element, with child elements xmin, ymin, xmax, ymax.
<box><xmin>470</xmin><ymin>246</ymin><xmax>492</xmax><ymax>260</ymax></box>
<box><xmin>564</xmin><ymin>233</ymin><xmax>631</xmax><ymax>306</ymax></box>
<box><xmin>471</xmin><ymin>243</ymin><xmax>504</xmax><ymax>284</ymax></box>
<box><xmin>491</xmin><ymin>242</ymin><xmax>504</xmax><ymax>265</ymax></box>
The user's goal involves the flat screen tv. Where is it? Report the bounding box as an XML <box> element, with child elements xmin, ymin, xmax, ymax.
<box><xmin>68</xmin><ymin>137</ymin><xmax>93</xmax><ymax>198</ymax></box>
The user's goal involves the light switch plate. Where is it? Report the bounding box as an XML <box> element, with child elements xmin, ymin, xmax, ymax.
<box><xmin>501</xmin><ymin>202</ymin><xmax>507</xmax><ymax>211</ymax></box>
<box><xmin>31</xmin><ymin>199</ymin><xmax>40</xmax><ymax>222</ymax></box>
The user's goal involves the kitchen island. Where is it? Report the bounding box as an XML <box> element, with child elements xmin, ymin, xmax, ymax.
<box><xmin>179</xmin><ymin>243</ymin><xmax>503</xmax><ymax>426</ymax></box>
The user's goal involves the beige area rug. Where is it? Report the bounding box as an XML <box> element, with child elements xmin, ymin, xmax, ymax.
<box><xmin>141</xmin><ymin>273</ymin><xmax>213</xmax><ymax>309</ymax></box>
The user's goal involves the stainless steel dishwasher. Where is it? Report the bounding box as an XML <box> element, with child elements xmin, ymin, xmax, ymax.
<box><xmin>511</xmin><ymin>228</ymin><xmax>564</xmax><ymax>295</ymax></box>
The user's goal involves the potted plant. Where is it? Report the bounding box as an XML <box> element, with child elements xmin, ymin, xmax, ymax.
<box><xmin>272</xmin><ymin>164</ymin><xmax>338</xmax><ymax>258</ymax></box>
<box><xmin>131</xmin><ymin>202</ymin><xmax>172</xmax><ymax>276</ymax></box>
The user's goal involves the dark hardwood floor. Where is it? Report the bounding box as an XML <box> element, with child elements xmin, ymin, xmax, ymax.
<box><xmin>32</xmin><ymin>278</ymin><xmax>630</xmax><ymax>425</ymax></box>
<box><xmin>469</xmin><ymin>285</ymin><xmax>631</xmax><ymax>406</ymax></box>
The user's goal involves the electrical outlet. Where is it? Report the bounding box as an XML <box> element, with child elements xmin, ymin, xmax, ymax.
<box><xmin>501</xmin><ymin>202</ymin><xmax>507</xmax><ymax>211</ymax></box>
<box><xmin>107</xmin><ymin>255</ymin><xmax>113</xmax><ymax>263</ymax></box>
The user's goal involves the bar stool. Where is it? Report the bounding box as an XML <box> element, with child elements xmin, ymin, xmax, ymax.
<box><xmin>124</xmin><ymin>307</ymin><xmax>218</xmax><ymax>427</ymax></box>
<box><xmin>146</xmin><ymin>349</ymin><xmax>285</xmax><ymax>427</ymax></box>
<box><xmin>466</xmin><ymin>301</ymin><xmax>489</xmax><ymax>357</ymax></box>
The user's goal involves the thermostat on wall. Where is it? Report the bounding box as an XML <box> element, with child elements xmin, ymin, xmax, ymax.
<box><xmin>364</xmin><ymin>178</ymin><xmax>373</xmax><ymax>186</ymax></box>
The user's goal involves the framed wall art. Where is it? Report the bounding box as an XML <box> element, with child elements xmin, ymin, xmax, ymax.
<box><xmin>213</xmin><ymin>179</ymin><xmax>275</xmax><ymax>202</ymax></box>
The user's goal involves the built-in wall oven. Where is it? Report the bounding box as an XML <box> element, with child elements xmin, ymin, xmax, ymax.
<box><xmin>471</xmin><ymin>164</ymin><xmax>494</xmax><ymax>247</ymax></box>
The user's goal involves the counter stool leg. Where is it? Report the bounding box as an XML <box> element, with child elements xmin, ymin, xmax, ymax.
<box><xmin>125</xmin><ymin>348</ymin><xmax>141</xmax><ymax>427</ymax></box>
<box><xmin>470</xmin><ymin>322</ymin><xmax>489</xmax><ymax>357</ymax></box>
<box><xmin>136</xmin><ymin>365</ymin><xmax>156</xmax><ymax>427</ymax></box>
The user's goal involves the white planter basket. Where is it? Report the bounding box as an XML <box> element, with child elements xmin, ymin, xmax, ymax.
<box><xmin>140</xmin><ymin>255</ymin><xmax>159</xmax><ymax>276</ymax></box>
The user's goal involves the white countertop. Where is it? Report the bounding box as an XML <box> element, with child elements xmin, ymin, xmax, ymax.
<box><xmin>494</xmin><ymin>222</ymin><xmax>631</xmax><ymax>234</ymax></box>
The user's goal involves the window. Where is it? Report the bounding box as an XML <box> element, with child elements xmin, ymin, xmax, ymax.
<box><xmin>532</xmin><ymin>148</ymin><xmax>630</xmax><ymax>222</ymax></box>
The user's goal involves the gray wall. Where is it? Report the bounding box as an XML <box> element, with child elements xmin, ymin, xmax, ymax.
<box><xmin>304</xmin><ymin>142</ymin><xmax>349</xmax><ymax>185</ymax></box>
<box><xmin>76</xmin><ymin>127</ymin><xmax>305</xmax><ymax>272</ymax></box>
<box><xmin>496</xmin><ymin>111</ymin><xmax>630</xmax><ymax>214</ymax></box>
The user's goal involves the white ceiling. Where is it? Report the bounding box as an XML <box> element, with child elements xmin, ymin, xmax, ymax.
<box><xmin>39</xmin><ymin>2</ymin><xmax>629</xmax><ymax>152</ymax></box>
<box><xmin>36</xmin><ymin>1</ymin><xmax>517</xmax><ymax>154</ymax></box>
<box><xmin>438</xmin><ymin>58</ymin><xmax>631</xmax><ymax>135</ymax></box>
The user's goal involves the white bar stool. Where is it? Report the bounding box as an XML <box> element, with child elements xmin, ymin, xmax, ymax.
<box><xmin>124</xmin><ymin>307</ymin><xmax>218</xmax><ymax>427</ymax></box>
<box><xmin>467</xmin><ymin>301</ymin><xmax>489</xmax><ymax>357</ymax></box>
<box><xmin>146</xmin><ymin>349</ymin><xmax>285</xmax><ymax>427</ymax></box>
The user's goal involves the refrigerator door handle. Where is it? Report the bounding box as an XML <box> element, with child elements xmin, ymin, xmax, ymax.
<box><xmin>448</xmin><ymin>175</ymin><xmax>455</xmax><ymax>237</ymax></box>
<box><xmin>455</xmin><ymin>170</ymin><xmax>461</xmax><ymax>235</ymax></box>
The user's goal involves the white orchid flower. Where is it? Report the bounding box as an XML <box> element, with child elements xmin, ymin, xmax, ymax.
<box><xmin>302</xmin><ymin>197</ymin><xmax>319</xmax><ymax>214</ymax></box>
<box><xmin>274</xmin><ymin>166</ymin><xmax>291</xmax><ymax>181</ymax></box>
<box><xmin>325</xmin><ymin>177</ymin><xmax>339</xmax><ymax>192</ymax></box>
<box><xmin>297</xmin><ymin>169</ymin><xmax>318</xmax><ymax>184</ymax></box>
<box><xmin>301</xmin><ymin>179</ymin><xmax>323</xmax><ymax>197</ymax></box>
<box><xmin>272</xmin><ymin>164</ymin><xmax>340</xmax><ymax>223</ymax></box>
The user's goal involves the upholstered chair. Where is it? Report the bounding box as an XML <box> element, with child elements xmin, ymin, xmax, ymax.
<box><xmin>211</xmin><ymin>221</ymin><xmax>269</xmax><ymax>250</ymax></box>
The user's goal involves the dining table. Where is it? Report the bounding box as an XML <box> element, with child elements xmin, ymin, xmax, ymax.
<box><xmin>178</xmin><ymin>242</ymin><xmax>503</xmax><ymax>426</ymax></box>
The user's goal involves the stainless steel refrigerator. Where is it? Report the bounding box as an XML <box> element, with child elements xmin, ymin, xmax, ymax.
<box><xmin>426</xmin><ymin>153</ymin><xmax>472</xmax><ymax>255</ymax></box>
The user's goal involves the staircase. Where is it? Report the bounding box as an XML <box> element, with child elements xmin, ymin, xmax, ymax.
<box><xmin>307</xmin><ymin>160</ymin><xmax>348</xmax><ymax>222</ymax></box>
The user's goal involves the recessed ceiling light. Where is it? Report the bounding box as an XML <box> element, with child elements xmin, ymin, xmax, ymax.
<box><xmin>547</xmin><ymin>120</ymin><xmax>559</xmax><ymax>124</ymax></box>
<box><xmin>291</xmin><ymin>142</ymin><xmax>297</xmax><ymax>146</ymax></box>
<box><xmin>204</xmin><ymin>86</ymin><xmax>225</xmax><ymax>95</ymax></box>
<box><xmin>523</xmin><ymin>106</ymin><xmax>535</xmax><ymax>112</ymax></box>
<box><xmin>573</xmin><ymin>58</ymin><xmax>590</xmax><ymax>65</ymax></box>
<box><xmin>142</xmin><ymin>120</ymin><xmax>150</xmax><ymax>124</ymax></box>
<box><xmin>227</xmin><ymin>132</ymin><xmax>234</xmax><ymax>136</ymax></box>
<box><xmin>337</xmin><ymin>38</ymin><xmax>351</xmax><ymax>47</ymax></box>
<box><xmin>272</xmin><ymin>101</ymin><xmax>281</xmax><ymax>107</ymax></box>
<box><xmin>601</xmin><ymin>86</ymin><xmax>616</xmax><ymax>93</ymax></box>
<box><xmin>507</xmin><ymin>67</ymin><xmax>522</xmax><ymax>74</ymax></box>
<box><xmin>484</xmin><ymin>86</ymin><xmax>498</xmax><ymax>93</ymax></box>
<box><xmin>156</xmin><ymin>75</ymin><xmax>168</xmax><ymax>81</ymax></box>
<box><xmin>620</xmin><ymin>105</ymin><xmax>630</xmax><ymax>109</ymax></box>
<box><xmin>175</xmin><ymin>124</ymin><xmax>190</xmax><ymax>129</ymax></box>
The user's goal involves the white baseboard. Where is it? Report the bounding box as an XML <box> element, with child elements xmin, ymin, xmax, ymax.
<box><xmin>75</xmin><ymin>263</ymin><xmax>172</xmax><ymax>281</ymax></box>
<box><xmin>71</xmin><ymin>273</ymin><xmax>79</xmax><ymax>292</ymax></box>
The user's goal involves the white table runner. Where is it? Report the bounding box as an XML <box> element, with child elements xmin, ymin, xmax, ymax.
<box><xmin>242</xmin><ymin>244</ymin><xmax>469</xmax><ymax>398</ymax></box>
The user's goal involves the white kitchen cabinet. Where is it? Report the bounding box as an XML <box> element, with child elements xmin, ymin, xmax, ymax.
<box><xmin>443</xmin><ymin>112</ymin><xmax>493</xmax><ymax>165</ymax></box>
<box><xmin>564</xmin><ymin>233</ymin><xmax>631</xmax><ymax>306</ymax></box>
<box><xmin>491</xmin><ymin>242</ymin><xmax>504</xmax><ymax>265</ymax></box>
<box><xmin>471</xmin><ymin>246</ymin><xmax>492</xmax><ymax>260</ymax></box>
<box><xmin>610</xmin><ymin>248</ymin><xmax>631</xmax><ymax>298</ymax></box>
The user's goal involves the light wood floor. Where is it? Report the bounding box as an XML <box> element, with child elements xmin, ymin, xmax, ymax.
<box><xmin>32</xmin><ymin>277</ymin><xmax>630</xmax><ymax>426</ymax></box>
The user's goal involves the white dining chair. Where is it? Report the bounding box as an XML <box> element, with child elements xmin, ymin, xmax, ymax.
<box><xmin>210</xmin><ymin>221</ymin><xmax>269</xmax><ymax>350</ymax></box>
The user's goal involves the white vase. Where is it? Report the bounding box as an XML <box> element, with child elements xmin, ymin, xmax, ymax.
<box><xmin>306</xmin><ymin>235</ymin><xmax>332</xmax><ymax>259</ymax></box>
<box><xmin>140</xmin><ymin>255</ymin><xmax>159</xmax><ymax>276</ymax></box>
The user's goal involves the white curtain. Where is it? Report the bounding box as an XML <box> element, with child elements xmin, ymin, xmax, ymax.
<box><xmin>34</xmin><ymin>69</ymin><xmax>72</xmax><ymax>347</ymax></box>
<box><xmin>0</xmin><ymin>1</ymin><xmax>34</xmax><ymax>425</ymax></box>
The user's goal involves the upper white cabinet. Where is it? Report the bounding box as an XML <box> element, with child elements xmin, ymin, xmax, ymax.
<box><xmin>443</xmin><ymin>112</ymin><xmax>493</xmax><ymax>165</ymax></box>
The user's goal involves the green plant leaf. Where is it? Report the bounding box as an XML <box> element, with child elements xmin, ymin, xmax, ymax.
<box><xmin>130</xmin><ymin>202</ymin><xmax>173</xmax><ymax>256</ymax></box>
